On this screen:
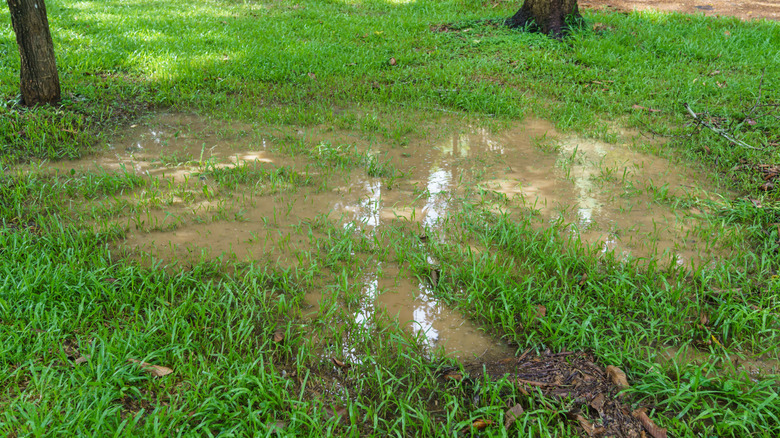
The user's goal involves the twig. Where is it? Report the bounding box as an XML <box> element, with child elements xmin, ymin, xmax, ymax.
<box><xmin>683</xmin><ymin>103</ymin><xmax>763</xmax><ymax>150</ymax></box>
<box><xmin>746</xmin><ymin>68</ymin><xmax>766</xmax><ymax>118</ymax></box>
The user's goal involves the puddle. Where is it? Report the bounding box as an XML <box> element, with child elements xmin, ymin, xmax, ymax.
<box><xmin>29</xmin><ymin>112</ymin><xmax>726</xmax><ymax>358</ymax></box>
<box><xmin>308</xmin><ymin>263</ymin><xmax>511</xmax><ymax>359</ymax></box>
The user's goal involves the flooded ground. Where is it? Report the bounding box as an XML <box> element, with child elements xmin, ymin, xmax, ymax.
<box><xmin>36</xmin><ymin>112</ymin><xmax>727</xmax><ymax>358</ymax></box>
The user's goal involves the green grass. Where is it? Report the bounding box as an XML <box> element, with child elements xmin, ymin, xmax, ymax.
<box><xmin>2</xmin><ymin>0</ymin><xmax>780</xmax><ymax>436</ymax></box>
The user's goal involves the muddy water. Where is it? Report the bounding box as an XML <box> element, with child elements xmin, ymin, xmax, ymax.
<box><xmin>36</xmin><ymin>112</ymin><xmax>723</xmax><ymax>358</ymax></box>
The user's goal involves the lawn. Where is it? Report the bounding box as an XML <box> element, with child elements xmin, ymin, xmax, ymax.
<box><xmin>1</xmin><ymin>0</ymin><xmax>779</xmax><ymax>436</ymax></box>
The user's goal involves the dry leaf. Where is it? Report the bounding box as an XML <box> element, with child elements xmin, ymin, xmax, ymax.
<box><xmin>575</xmin><ymin>413</ymin><xmax>605</xmax><ymax>437</ymax></box>
<box><xmin>331</xmin><ymin>357</ymin><xmax>350</xmax><ymax>369</ymax></box>
<box><xmin>589</xmin><ymin>393</ymin><xmax>606</xmax><ymax>411</ymax></box>
<box><xmin>266</xmin><ymin>420</ymin><xmax>286</xmax><ymax>433</ymax></box>
<box><xmin>631</xmin><ymin>104</ymin><xmax>661</xmax><ymax>113</ymax></box>
<box><xmin>73</xmin><ymin>355</ymin><xmax>90</xmax><ymax>365</ymax></box>
<box><xmin>430</xmin><ymin>268</ymin><xmax>440</xmax><ymax>287</ymax></box>
<box><xmin>128</xmin><ymin>358</ymin><xmax>173</xmax><ymax>377</ymax></box>
<box><xmin>606</xmin><ymin>365</ymin><xmax>629</xmax><ymax>390</ymax></box>
<box><xmin>307</xmin><ymin>72</ymin><xmax>316</xmax><ymax>79</ymax></box>
<box><xmin>699</xmin><ymin>311</ymin><xmax>709</xmax><ymax>326</ymax></box>
<box><xmin>389</xmin><ymin>57</ymin><xmax>397</xmax><ymax>66</ymax></box>
<box><xmin>471</xmin><ymin>419</ymin><xmax>493</xmax><ymax>430</ymax></box>
<box><xmin>759</xmin><ymin>181</ymin><xmax>775</xmax><ymax>192</ymax></box>
<box><xmin>273</xmin><ymin>330</ymin><xmax>285</xmax><ymax>343</ymax></box>
<box><xmin>444</xmin><ymin>371</ymin><xmax>463</xmax><ymax>381</ymax></box>
<box><xmin>325</xmin><ymin>405</ymin><xmax>349</xmax><ymax>423</ymax></box>
<box><xmin>536</xmin><ymin>305</ymin><xmax>547</xmax><ymax>318</ymax></box>
<box><xmin>632</xmin><ymin>408</ymin><xmax>667</xmax><ymax>438</ymax></box>
<box><xmin>504</xmin><ymin>404</ymin><xmax>524</xmax><ymax>430</ymax></box>
<box><xmin>709</xmin><ymin>70</ymin><xmax>721</xmax><ymax>76</ymax></box>
<box><xmin>578</xmin><ymin>273</ymin><xmax>588</xmax><ymax>287</ymax></box>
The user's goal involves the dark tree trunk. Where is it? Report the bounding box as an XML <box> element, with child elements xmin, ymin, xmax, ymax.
<box><xmin>6</xmin><ymin>0</ymin><xmax>61</xmax><ymax>106</ymax></box>
<box><xmin>506</xmin><ymin>0</ymin><xmax>582</xmax><ymax>39</ymax></box>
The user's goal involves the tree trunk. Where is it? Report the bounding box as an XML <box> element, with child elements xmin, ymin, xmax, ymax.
<box><xmin>506</xmin><ymin>0</ymin><xmax>582</xmax><ymax>39</ymax></box>
<box><xmin>6</xmin><ymin>0</ymin><xmax>61</xmax><ymax>106</ymax></box>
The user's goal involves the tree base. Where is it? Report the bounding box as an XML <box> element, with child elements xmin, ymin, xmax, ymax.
<box><xmin>505</xmin><ymin>0</ymin><xmax>583</xmax><ymax>39</ymax></box>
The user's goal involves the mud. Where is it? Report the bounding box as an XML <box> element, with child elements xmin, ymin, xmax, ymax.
<box><xmin>36</xmin><ymin>112</ymin><xmax>725</xmax><ymax>358</ymax></box>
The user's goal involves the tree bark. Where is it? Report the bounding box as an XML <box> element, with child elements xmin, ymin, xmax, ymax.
<box><xmin>6</xmin><ymin>0</ymin><xmax>61</xmax><ymax>105</ymax></box>
<box><xmin>506</xmin><ymin>0</ymin><xmax>582</xmax><ymax>39</ymax></box>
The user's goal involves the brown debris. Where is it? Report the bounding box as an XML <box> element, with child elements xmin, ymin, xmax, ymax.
<box><xmin>465</xmin><ymin>351</ymin><xmax>648</xmax><ymax>438</ymax></box>
<box><xmin>633</xmin><ymin>408</ymin><xmax>668</xmax><ymax>438</ymax></box>
<box><xmin>128</xmin><ymin>358</ymin><xmax>173</xmax><ymax>377</ymax></box>
<box><xmin>575</xmin><ymin>413</ymin><xmax>606</xmax><ymax>437</ymax></box>
<box><xmin>606</xmin><ymin>365</ymin><xmax>630</xmax><ymax>390</ymax></box>
<box><xmin>470</xmin><ymin>419</ymin><xmax>493</xmax><ymax>430</ymax></box>
<box><xmin>331</xmin><ymin>357</ymin><xmax>351</xmax><ymax>369</ymax></box>
<box><xmin>504</xmin><ymin>404</ymin><xmax>524</xmax><ymax>430</ymax></box>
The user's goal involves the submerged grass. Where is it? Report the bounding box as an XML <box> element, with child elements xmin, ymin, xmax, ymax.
<box><xmin>2</xmin><ymin>0</ymin><xmax>780</xmax><ymax>436</ymax></box>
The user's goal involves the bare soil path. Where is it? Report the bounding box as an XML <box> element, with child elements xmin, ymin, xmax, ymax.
<box><xmin>581</xmin><ymin>0</ymin><xmax>780</xmax><ymax>21</ymax></box>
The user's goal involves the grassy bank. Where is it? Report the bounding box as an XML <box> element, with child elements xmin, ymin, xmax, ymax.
<box><xmin>2</xmin><ymin>0</ymin><xmax>780</xmax><ymax>436</ymax></box>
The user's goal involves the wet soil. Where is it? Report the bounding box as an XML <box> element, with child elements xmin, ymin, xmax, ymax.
<box><xmin>35</xmin><ymin>112</ymin><xmax>726</xmax><ymax>358</ymax></box>
<box><xmin>581</xmin><ymin>0</ymin><xmax>780</xmax><ymax>21</ymax></box>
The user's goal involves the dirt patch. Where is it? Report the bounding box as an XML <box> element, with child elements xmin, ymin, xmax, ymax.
<box><xmin>581</xmin><ymin>0</ymin><xmax>780</xmax><ymax>21</ymax></box>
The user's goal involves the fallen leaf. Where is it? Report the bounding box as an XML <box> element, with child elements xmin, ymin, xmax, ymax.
<box><xmin>631</xmin><ymin>104</ymin><xmax>661</xmax><ymax>113</ymax></box>
<box><xmin>606</xmin><ymin>365</ymin><xmax>629</xmax><ymax>390</ymax></box>
<box><xmin>430</xmin><ymin>268</ymin><xmax>440</xmax><ymax>287</ymax></box>
<box><xmin>575</xmin><ymin>413</ymin><xmax>605</xmax><ymax>437</ymax></box>
<box><xmin>444</xmin><ymin>371</ymin><xmax>463</xmax><ymax>381</ymax></box>
<box><xmin>331</xmin><ymin>357</ymin><xmax>350</xmax><ymax>369</ymax></box>
<box><xmin>325</xmin><ymin>405</ymin><xmax>349</xmax><ymax>423</ymax></box>
<box><xmin>749</xmin><ymin>198</ymin><xmax>763</xmax><ymax>208</ymax></box>
<box><xmin>307</xmin><ymin>72</ymin><xmax>316</xmax><ymax>79</ymax></box>
<box><xmin>589</xmin><ymin>393</ymin><xmax>605</xmax><ymax>411</ymax></box>
<box><xmin>504</xmin><ymin>404</ymin><xmax>524</xmax><ymax>430</ymax></box>
<box><xmin>724</xmin><ymin>30</ymin><xmax>731</xmax><ymax>36</ymax></box>
<box><xmin>747</xmin><ymin>119</ymin><xmax>757</xmax><ymax>125</ymax></box>
<box><xmin>632</xmin><ymin>408</ymin><xmax>667</xmax><ymax>438</ymax></box>
<box><xmin>709</xmin><ymin>70</ymin><xmax>721</xmax><ymax>76</ymax></box>
<box><xmin>389</xmin><ymin>57</ymin><xmax>397</xmax><ymax>66</ymax></box>
<box><xmin>273</xmin><ymin>330</ymin><xmax>285</xmax><ymax>343</ymax></box>
<box><xmin>578</xmin><ymin>273</ymin><xmax>588</xmax><ymax>287</ymax></box>
<box><xmin>699</xmin><ymin>311</ymin><xmax>709</xmax><ymax>326</ymax></box>
<box><xmin>471</xmin><ymin>419</ymin><xmax>493</xmax><ymax>430</ymax></box>
<box><xmin>536</xmin><ymin>305</ymin><xmax>547</xmax><ymax>318</ymax></box>
<box><xmin>73</xmin><ymin>355</ymin><xmax>90</xmax><ymax>365</ymax></box>
<box><xmin>266</xmin><ymin>420</ymin><xmax>286</xmax><ymax>433</ymax></box>
<box><xmin>128</xmin><ymin>358</ymin><xmax>173</xmax><ymax>377</ymax></box>
<box><xmin>759</xmin><ymin>181</ymin><xmax>774</xmax><ymax>191</ymax></box>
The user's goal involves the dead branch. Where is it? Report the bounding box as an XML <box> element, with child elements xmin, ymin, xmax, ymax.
<box><xmin>684</xmin><ymin>103</ymin><xmax>763</xmax><ymax>150</ymax></box>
